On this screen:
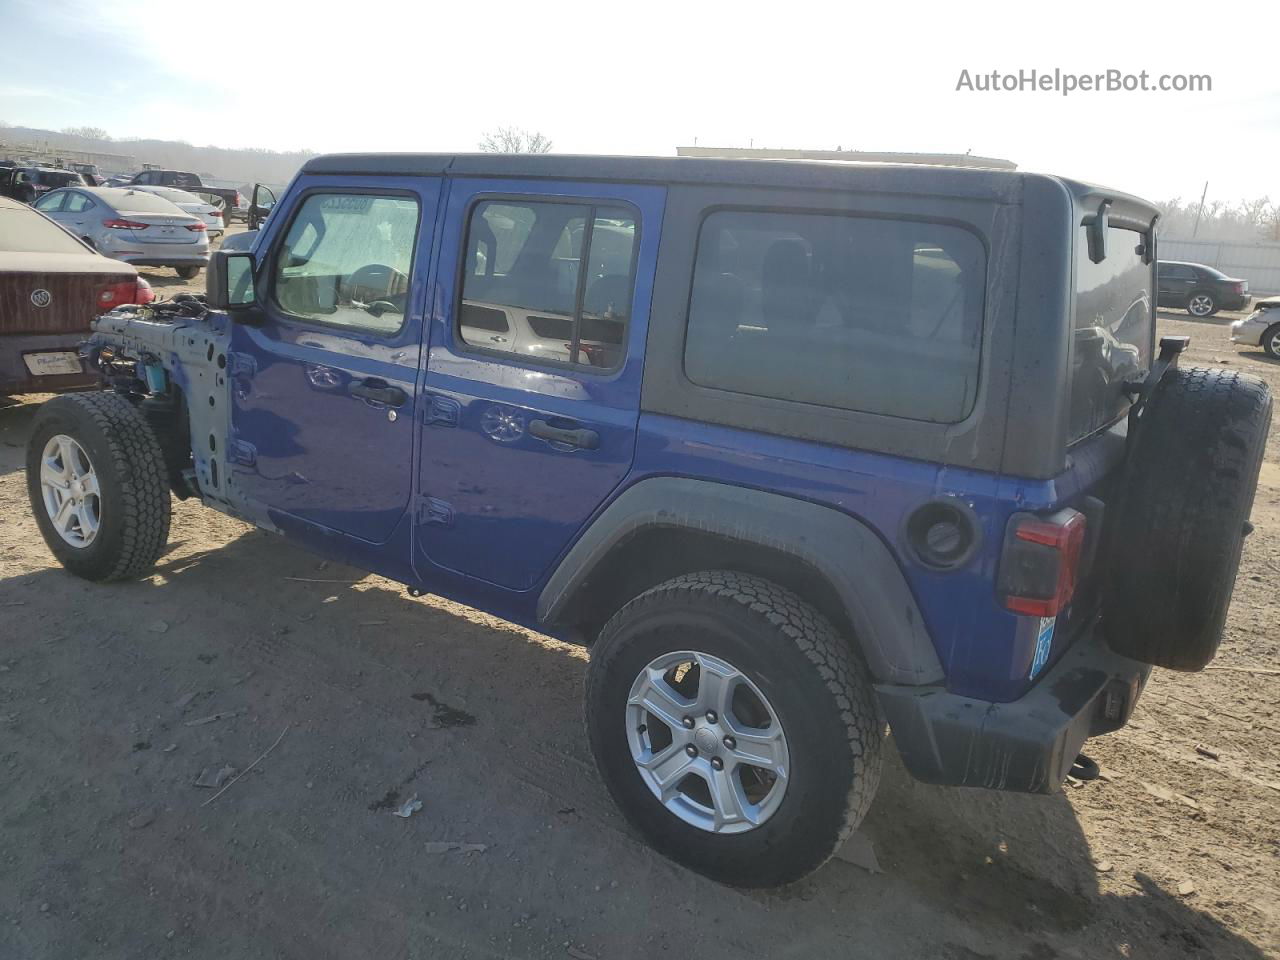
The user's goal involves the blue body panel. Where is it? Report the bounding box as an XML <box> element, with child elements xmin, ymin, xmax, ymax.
<box><xmin>194</xmin><ymin>170</ymin><xmax>1127</xmax><ymax>707</ymax></box>
<box><xmin>413</xmin><ymin>178</ymin><xmax>665</xmax><ymax>591</ymax></box>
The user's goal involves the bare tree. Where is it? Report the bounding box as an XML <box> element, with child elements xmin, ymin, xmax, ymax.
<box><xmin>478</xmin><ymin>127</ymin><xmax>553</xmax><ymax>154</ymax></box>
<box><xmin>61</xmin><ymin>126</ymin><xmax>109</xmax><ymax>140</ymax></box>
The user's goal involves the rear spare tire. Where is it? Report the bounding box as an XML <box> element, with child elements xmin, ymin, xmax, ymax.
<box><xmin>1103</xmin><ymin>367</ymin><xmax>1272</xmax><ymax>670</ymax></box>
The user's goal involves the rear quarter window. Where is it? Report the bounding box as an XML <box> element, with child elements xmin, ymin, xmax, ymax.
<box><xmin>1070</xmin><ymin>226</ymin><xmax>1153</xmax><ymax>441</ymax></box>
<box><xmin>683</xmin><ymin>210</ymin><xmax>986</xmax><ymax>422</ymax></box>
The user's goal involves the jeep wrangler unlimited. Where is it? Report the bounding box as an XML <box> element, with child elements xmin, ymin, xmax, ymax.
<box><xmin>26</xmin><ymin>154</ymin><xmax>1272</xmax><ymax>887</ymax></box>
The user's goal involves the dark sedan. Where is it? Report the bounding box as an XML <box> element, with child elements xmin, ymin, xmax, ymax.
<box><xmin>1157</xmin><ymin>260</ymin><xmax>1251</xmax><ymax>317</ymax></box>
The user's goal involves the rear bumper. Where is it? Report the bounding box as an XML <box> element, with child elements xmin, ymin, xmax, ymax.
<box><xmin>877</xmin><ymin>627</ymin><xmax>1150</xmax><ymax>794</ymax></box>
<box><xmin>0</xmin><ymin>332</ymin><xmax>95</xmax><ymax>394</ymax></box>
<box><xmin>118</xmin><ymin>255</ymin><xmax>210</xmax><ymax>268</ymax></box>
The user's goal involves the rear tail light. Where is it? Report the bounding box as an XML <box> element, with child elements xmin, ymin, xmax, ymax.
<box><xmin>186</xmin><ymin>222</ymin><xmax>207</xmax><ymax>232</ymax></box>
<box><xmin>97</xmin><ymin>277</ymin><xmax>157</xmax><ymax>311</ymax></box>
<box><xmin>102</xmin><ymin>218</ymin><xmax>148</xmax><ymax>230</ymax></box>
<box><xmin>1235</xmin><ymin>281</ymin><xmax>1246</xmax><ymax>295</ymax></box>
<box><xmin>235</xmin><ymin>192</ymin><xmax>244</xmax><ymax>206</ymax></box>
<box><xmin>998</xmin><ymin>508</ymin><xmax>1087</xmax><ymax>617</ymax></box>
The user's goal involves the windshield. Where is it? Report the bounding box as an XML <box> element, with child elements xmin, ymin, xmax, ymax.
<box><xmin>0</xmin><ymin>206</ymin><xmax>89</xmax><ymax>254</ymax></box>
<box><xmin>104</xmin><ymin>189</ymin><xmax>188</xmax><ymax>215</ymax></box>
<box><xmin>151</xmin><ymin>187</ymin><xmax>201</xmax><ymax>204</ymax></box>
<box><xmin>1069</xmin><ymin>225</ymin><xmax>1154</xmax><ymax>441</ymax></box>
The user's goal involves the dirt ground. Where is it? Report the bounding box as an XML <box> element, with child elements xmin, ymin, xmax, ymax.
<box><xmin>1</xmin><ymin>243</ymin><xmax>1278</xmax><ymax>959</ymax></box>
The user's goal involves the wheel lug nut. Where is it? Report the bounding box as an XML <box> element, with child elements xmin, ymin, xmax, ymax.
<box><xmin>723</xmin><ymin>736</ymin><xmax>736</xmax><ymax>750</ymax></box>
<box><xmin>685</xmin><ymin>745</ymin><xmax>698</xmax><ymax>758</ymax></box>
<box><xmin>710</xmin><ymin>757</ymin><xmax>724</xmax><ymax>771</ymax></box>
<box><xmin>682</xmin><ymin>716</ymin><xmax>694</xmax><ymax>729</ymax></box>
<box><xmin>705</xmin><ymin>711</ymin><xmax>717</xmax><ymax>723</ymax></box>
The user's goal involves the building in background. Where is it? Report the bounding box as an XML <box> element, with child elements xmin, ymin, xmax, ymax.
<box><xmin>676</xmin><ymin>145</ymin><xmax>1016</xmax><ymax>170</ymax></box>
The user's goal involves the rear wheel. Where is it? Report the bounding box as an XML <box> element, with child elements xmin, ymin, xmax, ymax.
<box><xmin>175</xmin><ymin>266</ymin><xmax>200</xmax><ymax>280</ymax></box>
<box><xmin>585</xmin><ymin>571</ymin><xmax>883</xmax><ymax>886</ymax></box>
<box><xmin>26</xmin><ymin>393</ymin><xmax>171</xmax><ymax>582</ymax></box>
<box><xmin>1187</xmin><ymin>292</ymin><xmax>1217</xmax><ymax>317</ymax></box>
<box><xmin>1262</xmin><ymin>322</ymin><xmax>1280</xmax><ymax>360</ymax></box>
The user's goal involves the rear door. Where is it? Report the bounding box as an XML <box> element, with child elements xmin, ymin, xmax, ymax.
<box><xmin>227</xmin><ymin>175</ymin><xmax>440</xmax><ymax>543</ymax></box>
<box><xmin>416</xmin><ymin>178</ymin><xmax>663</xmax><ymax>590</ymax></box>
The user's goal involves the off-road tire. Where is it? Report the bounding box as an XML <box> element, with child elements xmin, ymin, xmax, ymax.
<box><xmin>1187</xmin><ymin>292</ymin><xmax>1217</xmax><ymax>317</ymax></box>
<box><xmin>175</xmin><ymin>266</ymin><xmax>201</xmax><ymax>280</ymax></box>
<box><xmin>26</xmin><ymin>393</ymin><xmax>171</xmax><ymax>581</ymax></box>
<box><xmin>585</xmin><ymin>571</ymin><xmax>883</xmax><ymax>886</ymax></box>
<box><xmin>1262</xmin><ymin>322</ymin><xmax>1280</xmax><ymax>360</ymax></box>
<box><xmin>1103</xmin><ymin>367</ymin><xmax>1272</xmax><ymax>670</ymax></box>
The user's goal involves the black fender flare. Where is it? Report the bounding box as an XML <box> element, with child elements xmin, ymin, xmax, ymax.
<box><xmin>536</xmin><ymin>477</ymin><xmax>943</xmax><ymax>685</ymax></box>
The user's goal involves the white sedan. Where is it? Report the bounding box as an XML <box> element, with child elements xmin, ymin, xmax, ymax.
<box><xmin>121</xmin><ymin>184</ymin><xmax>225</xmax><ymax>237</ymax></box>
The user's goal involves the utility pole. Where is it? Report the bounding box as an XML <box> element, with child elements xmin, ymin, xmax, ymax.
<box><xmin>1192</xmin><ymin>181</ymin><xmax>1209</xmax><ymax>238</ymax></box>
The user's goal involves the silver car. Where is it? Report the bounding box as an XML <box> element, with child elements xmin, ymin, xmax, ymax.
<box><xmin>32</xmin><ymin>186</ymin><xmax>210</xmax><ymax>279</ymax></box>
<box><xmin>121</xmin><ymin>184</ymin><xmax>225</xmax><ymax>238</ymax></box>
<box><xmin>1230</xmin><ymin>297</ymin><xmax>1280</xmax><ymax>359</ymax></box>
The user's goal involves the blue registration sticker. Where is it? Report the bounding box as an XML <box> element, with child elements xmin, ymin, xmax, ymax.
<box><xmin>1029</xmin><ymin>616</ymin><xmax>1055</xmax><ymax>680</ymax></box>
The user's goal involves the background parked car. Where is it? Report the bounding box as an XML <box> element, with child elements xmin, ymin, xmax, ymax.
<box><xmin>1231</xmin><ymin>296</ymin><xmax>1280</xmax><ymax>359</ymax></box>
<box><xmin>124</xmin><ymin>184</ymin><xmax>225</xmax><ymax>237</ymax></box>
<box><xmin>0</xmin><ymin>167</ymin><xmax>88</xmax><ymax>204</ymax></box>
<box><xmin>1157</xmin><ymin>260</ymin><xmax>1251</xmax><ymax>317</ymax></box>
<box><xmin>0</xmin><ymin>196</ymin><xmax>153</xmax><ymax>395</ymax></box>
<box><xmin>126</xmin><ymin>169</ymin><xmax>241</xmax><ymax>217</ymax></box>
<box><xmin>33</xmin><ymin>186</ymin><xmax>210</xmax><ymax>279</ymax></box>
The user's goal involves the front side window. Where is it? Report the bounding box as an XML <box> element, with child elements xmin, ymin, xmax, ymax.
<box><xmin>1071</xmin><ymin>226</ymin><xmax>1152</xmax><ymax>441</ymax></box>
<box><xmin>458</xmin><ymin>199</ymin><xmax>637</xmax><ymax>370</ymax></box>
<box><xmin>34</xmin><ymin>192</ymin><xmax>65</xmax><ymax>212</ymax></box>
<box><xmin>684</xmin><ymin>210</ymin><xmax>986</xmax><ymax>422</ymax></box>
<box><xmin>272</xmin><ymin>192</ymin><xmax>420</xmax><ymax>336</ymax></box>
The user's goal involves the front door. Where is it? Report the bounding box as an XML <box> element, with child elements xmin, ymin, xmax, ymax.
<box><xmin>416</xmin><ymin>178</ymin><xmax>664</xmax><ymax>590</ymax></box>
<box><xmin>227</xmin><ymin>175</ymin><xmax>440</xmax><ymax>543</ymax></box>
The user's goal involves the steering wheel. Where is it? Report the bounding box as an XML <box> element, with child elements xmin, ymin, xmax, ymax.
<box><xmin>347</xmin><ymin>264</ymin><xmax>405</xmax><ymax>300</ymax></box>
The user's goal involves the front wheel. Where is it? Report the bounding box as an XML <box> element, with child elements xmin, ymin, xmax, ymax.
<box><xmin>26</xmin><ymin>393</ymin><xmax>171</xmax><ymax>581</ymax></box>
<box><xmin>585</xmin><ymin>571</ymin><xmax>883</xmax><ymax>886</ymax></box>
<box><xmin>1187</xmin><ymin>292</ymin><xmax>1217</xmax><ymax>317</ymax></box>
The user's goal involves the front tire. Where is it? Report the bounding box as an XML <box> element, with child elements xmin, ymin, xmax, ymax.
<box><xmin>26</xmin><ymin>393</ymin><xmax>171</xmax><ymax>581</ymax></box>
<box><xmin>175</xmin><ymin>266</ymin><xmax>201</xmax><ymax>280</ymax></box>
<box><xmin>585</xmin><ymin>571</ymin><xmax>883</xmax><ymax>886</ymax></box>
<box><xmin>1187</xmin><ymin>292</ymin><xmax>1217</xmax><ymax>317</ymax></box>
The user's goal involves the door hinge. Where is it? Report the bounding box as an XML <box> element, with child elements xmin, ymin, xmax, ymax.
<box><xmin>422</xmin><ymin>394</ymin><xmax>460</xmax><ymax>427</ymax></box>
<box><xmin>417</xmin><ymin>495</ymin><xmax>454</xmax><ymax>526</ymax></box>
<box><xmin>226</xmin><ymin>352</ymin><xmax>257</xmax><ymax>379</ymax></box>
<box><xmin>227</xmin><ymin>438</ymin><xmax>257</xmax><ymax>466</ymax></box>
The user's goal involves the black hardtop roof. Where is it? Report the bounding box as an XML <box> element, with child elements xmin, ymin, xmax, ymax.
<box><xmin>300</xmin><ymin>153</ymin><xmax>1158</xmax><ymax>220</ymax></box>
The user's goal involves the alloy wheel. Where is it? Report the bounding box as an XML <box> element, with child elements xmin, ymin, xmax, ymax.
<box><xmin>626</xmin><ymin>650</ymin><xmax>789</xmax><ymax>834</ymax></box>
<box><xmin>39</xmin><ymin>434</ymin><xmax>101</xmax><ymax>547</ymax></box>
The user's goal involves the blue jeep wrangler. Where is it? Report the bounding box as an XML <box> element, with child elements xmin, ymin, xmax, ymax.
<box><xmin>25</xmin><ymin>154</ymin><xmax>1272</xmax><ymax>886</ymax></box>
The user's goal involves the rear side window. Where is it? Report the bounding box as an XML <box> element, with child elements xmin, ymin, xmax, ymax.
<box><xmin>1070</xmin><ymin>226</ymin><xmax>1153</xmax><ymax>441</ymax></box>
<box><xmin>458</xmin><ymin>199</ymin><xmax>637</xmax><ymax>370</ymax></box>
<box><xmin>271</xmin><ymin>192</ymin><xmax>421</xmax><ymax>336</ymax></box>
<box><xmin>684</xmin><ymin>210</ymin><xmax>986</xmax><ymax>422</ymax></box>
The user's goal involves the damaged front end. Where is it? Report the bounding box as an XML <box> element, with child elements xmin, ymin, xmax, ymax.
<box><xmin>85</xmin><ymin>294</ymin><xmax>244</xmax><ymax>518</ymax></box>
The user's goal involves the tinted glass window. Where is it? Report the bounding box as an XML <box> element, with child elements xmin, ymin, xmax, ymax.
<box><xmin>458</xmin><ymin>199</ymin><xmax>636</xmax><ymax>369</ymax></box>
<box><xmin>0</xmin><ymin>205</ymin><xmax>89</xmax><ymax>253</ymax></box>
<box><xmin>1071</xmin><ymin>226</ymin><xmax>1153</xmax><ymax>441</ymax></box>
<box><xmin>64</xmin><ymin>193</ymin><xmax>93</xmax><ymax>213</ymax></box>
<box><xmin>272</xmin><ymin>193</ymin><xmax>420</xmax><ymax>335</ymax></box>
<box><xmin>1159</xmin><ymin>263</ymin><xmax>1193</xmax><ymax>280</ymax></box>
<box><xmin>684</xmin><ymin>210</ymin><xmax>985</xmax><ymax>422</ymax></box>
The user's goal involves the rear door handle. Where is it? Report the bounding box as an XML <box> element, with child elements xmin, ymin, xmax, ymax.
<box><xmin>349</xmin><ymin>378</ymin><xmax>407</xmax><ymax>406</ymax></box>
<box><xmin>529</xmin><ymin>419</ymin><xmax>599</xmax><ymax>450</ymax></box>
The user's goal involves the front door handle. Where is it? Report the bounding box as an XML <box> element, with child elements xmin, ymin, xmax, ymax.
<box><xmin>529</xmin><ymin>419</ymin><xmax>599</xmax><ymax>450</ymax></box>
<box><xmin>349</xmin><ymin>378</ymin><xmax>407</xmax><ymax>406</ymax></box>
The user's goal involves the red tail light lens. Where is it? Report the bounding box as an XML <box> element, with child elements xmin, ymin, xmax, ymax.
<box><xmin>186</xmin><ymin>222</ymin><xmax>207</xmax><ymax>232</ymax></box>
<box><xmin>97</xmin><ymin>277</ymin><xmax>157</xmax><ymax>311</ymax></box>
<box><xmin>102</xmin><ymin>218</ymin><xmax>148</xmax><ymax>230</ymax></box>
<box><xmin>998</xmin><ymin>509</ymin><xmax>1087</xmax><ymax>617</ymax></box>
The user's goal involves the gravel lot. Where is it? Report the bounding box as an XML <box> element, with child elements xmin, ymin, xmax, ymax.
<box><xmin>1</xmin><ymin>245</ymin><xmax>1277</xmax><ymax>959</ymax></box>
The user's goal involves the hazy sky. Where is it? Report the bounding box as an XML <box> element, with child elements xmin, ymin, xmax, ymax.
<box><xmin>2</xmin><ymin>0</ymin><xmax>1276</xmax><ymax>204</ymax></box>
